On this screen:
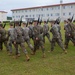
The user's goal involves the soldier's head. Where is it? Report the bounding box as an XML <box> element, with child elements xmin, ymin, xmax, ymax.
<box><xmin>64</xmin><ymin>20</ymin><xmax>68</xmax><ymax>24</ymax></box>
<box><xmin>38</xmin><ymin>21</ymin><xmax>41</xmax><ymax>25</ymax></box>
<box><xmin>50</xmin><ymin>20</ymin><xmax>55</xmax><ymax>26</ymax></box>
<box><xmin>22</xmin><ymin>22</ymin><xmax>27</xmax><ymax>27</ymax></box>
<box><xmin>67</xmin><ymin>18</ymin><xmax>72</xmax><ymax>24</ymax></box>
<box><xmin>33</xmin><ymin>20</ymin><xmax>38</xmax><ymax>26</ymax></box>
<box><xmin>44</xmin><ymin>21</ymin><xmax>47</xmax><ymax>24</ymax></box>
<box><xmin>29</xmin><ymin>22</ymin><xmax>32</xmax><ymax>25</ymax></box>
<box><xmin>10</xmin><ymin>23</ymin><xmax>13</xmax><ymax>28</ymax></box>
<box><xmin>15</xmin><ymin>21</ymin><xmax>19</xmax><ymax>26</ymax></box>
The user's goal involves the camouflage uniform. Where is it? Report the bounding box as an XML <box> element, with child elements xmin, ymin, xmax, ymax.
<box><xmin>7</xmin><ymin>25</ymin><xmax>20</xmax><ymax>55</ymax></box>
<box><xmin>14</xmin><ymin>22</ymin><xmax>30</xmax><ymax>61</ymax></box>
<box><xmin>43</xmin><ymin>23</ymin><xmax>51</xmax><ymax>43</ymax></box>
<box><xmin>28</xmin><ymin>23</ymin><xmax>34</xmax><ymax>39</ymax></box>
<box><xmin>33</xmin><ymin>22</ymin><xmax>45</xmax><ymax>57</ymax></box>
<box><xmin>50</xmin><ymin>22</ymin><xmax>67</xmax><ymax>53</ymax></box>
<box><xmin>56</xmin><ymin>24</ymin><xmax>62</xmax><ymax>41</ymax></box>
<box><xmin>64</xmin><ymin>22</ymin><xmax>75</xmax><ymax>48</ymax></box>
<box><xmin>0</xmin><ymin>24</ymin><xmax>9</xmax><ymax>51</ymax></box>
<box><xmin>22</xmin><ymin>24</ymin><xmax>34</xmax><ymax>53</ymax></box>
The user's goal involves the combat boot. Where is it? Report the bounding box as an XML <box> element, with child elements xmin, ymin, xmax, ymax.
<box><xmin>8</xmin><ymin>52</ymin><xmax>12</xmax><ymax>56</ymax></box>
<box><xmin>17</xmin><ymin>53</ymin><xmax>20</xmax><ymax>57</ymax></box>
<box><xmin>31</xmin><ymin>51</ymin><xmax>35</xmax><ymax>55</ymax></box>
<box><xmin>64</xmin><ymin>50</ymin><xmax>67</xmax><ymax>54</ymax></box>
<box><xmin>13</xmin><ymin>55</ymin><xmax>18</xmax><ymax>59</ymax></box>
<box><xmin>48</xmin><ymin>50</ymin><xmax>53</xmax><ymax>53</ymax></box>
<box><xmin>42</xmin><ymin>53</ymin><xmax>45</xmax><ymax>58</ymax></box>
<box><xmin>25</xmin><ymin>54</ymin><xmax>30</xmax><ymax>61</ymax></box>
<box><xmin>65</xmin><ymin>45</ymin><xmax>68</xmax><ymax>49</ymax></box>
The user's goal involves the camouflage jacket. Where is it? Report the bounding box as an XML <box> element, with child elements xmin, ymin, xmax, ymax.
<box><xmin>50</xmin><ymin>25</ymin><xmax>60</xmax><ymax>38</ymax></box>
<box><xmin>33</xmin><ymin>25</ymin><xmax>43</xmax><ymax>40</ymax></box>
<box><xmin>15</xmin><ymin>26</ymin><xmax>24</xmax><ymax>43</ymax></box>
<box><xmin>43</xmin><ymin>24</ymin><xmax>49</xmax><ymax>34</ymax></box>
<box><xmin>22</xmin><ymin>27</ymin><xmax>30</xmax><ymax>40</ymax></box>
<box><xmin>8</xmin><ymin>28</ymin><xmax>17</xmax><ymax>41</ymax></box>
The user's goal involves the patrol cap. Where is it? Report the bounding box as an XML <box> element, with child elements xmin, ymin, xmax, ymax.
<box><xmin>15</xmin><ymin>21</ymin><xmax>19</xmax><ymax>25</ymax></box>
<box><xmin>22</xmin><ymin>21</ymin><xmax>27</xmax><ymax>25</ymax></box>
<box><xmin>10</xmin><ymin>23</ymin><xmax>13</xmax><ymax>26</ymax></box>
<box><xmin>49</xmin><ymin>20</ymin><xmax>55</xmax><ymax>23</ymax></box>
<box><xmin>67</xmin><ymin>18</ymin><xmax>72</xmax><ymax>22</ymax></box>
<box><xmin>44</xmin><ymin>21</ymin><xmax>47</xmax><ymax>23</ymax></box>
<box><xmin>64</xmin><ymin>20</ymin><xmax>68</xmax><ymax>23</ymax></box>
<box><xmin>33</xmin><ymin>18</ymin><xmax>38</xmax><ymax>22</ymax></box>
<box><xmin>29</xmin><ymin>21</ymin><xmax>32</xmax><ymax>24</ymax></box>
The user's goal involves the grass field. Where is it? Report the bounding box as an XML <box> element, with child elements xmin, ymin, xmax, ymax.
<box><xmin>0</xmin><ymin>23</ymin><xmax>75</xmax><ymax>75</ymax></box>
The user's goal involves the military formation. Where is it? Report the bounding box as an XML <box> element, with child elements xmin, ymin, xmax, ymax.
<box><xmin>0</xmin><ymin>18</ymin><xmax>75</xmax><ymax>61</ymax></box>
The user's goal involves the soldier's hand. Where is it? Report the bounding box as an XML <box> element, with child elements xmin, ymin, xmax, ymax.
<box><xmin>36</xmin><ymin>38</ymin><xmax>39</xmax><ymax>40</ymax></box>
<box><xmin>69</xmin><ymin>34</ymin><xmax>71</xmax><ymax>36</ymax></box>
<box><xmin>14</xmin><ymin>41</ymin><xmax>16</xmax><ymax>44</ymax></box>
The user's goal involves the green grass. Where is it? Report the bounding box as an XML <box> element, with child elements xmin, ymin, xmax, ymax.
<box><xmin>0</xmin><ymin>23</ymin><xmax>75</xmax><ymax>75</ymax></box>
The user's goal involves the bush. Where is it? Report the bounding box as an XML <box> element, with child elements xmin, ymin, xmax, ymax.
<box><xmin>3</xmin><ymin>21</ymin><xmax>10</xmax><ymax>23</ymax></box>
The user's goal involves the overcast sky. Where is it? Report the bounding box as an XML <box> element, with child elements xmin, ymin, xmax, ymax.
<box><xmin>0</xmin><ymin>0</ymin><xmax>75</xmax><ymax>16</ymax></box>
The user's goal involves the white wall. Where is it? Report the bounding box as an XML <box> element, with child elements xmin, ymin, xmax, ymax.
<box><xmin>11</xmin><ymin>3</ymin><xmax>75</xmax><ymax>21</ymax></box>
<box><xmin>0</xmin><ymin>12</ymin><xmax>7</xmax><ymax>21</ymax></box>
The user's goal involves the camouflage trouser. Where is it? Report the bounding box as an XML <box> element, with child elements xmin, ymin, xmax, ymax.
<box><xmin>51</xmin><ymin>38</ymin><xmax>65</xmax><ymax>51</ymax></box>
<box><xmin>65</xmin><ymin>35</ymin><xmax>75</xmax><ymax>48</ymax></box>
<box><xmin>43</xmin><ymin>33</ymin><xmax>51</xmax><ymax>43</ymax></box>
<box><xmin>0</xmin><ymin>40</ymin><xmax>9</xmax><ymax>51</ymax></box>
<box><xmin>8</xmin><ymin>40</ymin><xmax>20</xmax><ymax>54</ymax></box>
<box><xmin>0</xmin><ymin>42</ymin><xmax>2</xmax><ymax>50</ymax></box>
<box><xmin>15</xmin><ymin>42</ymin><xmax>28</xmax><ymax>55</ymax></box>
<box><xmin>25</xmin><ymin>39</ymin><xmax>34</xmax><ymax>51</ymax></box>
<box><xmin>33</xmin><ymin>39</ymin><xmax>45</xmax><ymax>53</ymax></box>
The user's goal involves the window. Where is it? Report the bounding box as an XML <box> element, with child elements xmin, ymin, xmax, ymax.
<box><xmin>41</xmin><ymin>14</ymin><xmax>44</xmax><ymax>17</ymax></box>
<box><xmin>33</xmin><ymin>15</ymin><xmax>34</xmax><ymax>17</ymax></box>
<box><xmin>21</xmin><ymin>10</ymin><xmax>24</xmax><ymax>12</ymax></box>
<box><xmin>19</xmin><ymin>16</ymin><xmax>20</xmax><ymax>18</ymax></box>
<box><xmin>47</xmin><ymin>8</ymin><xmax>49</xmax><ymax>10</ymax></box>
<box><xmin>71</xmin><ymin>5</ymin><xmax>73</xmax><ymax>8</ymax></box>
<box><xmin>25</xmin><ymin>10</ymin><xmax>27</xmax><ymax>12</ymax></box>
<box><xmin>13</xmin><ymin>11</ymin><xmax>14</xmax><ymax>13</ymax></box>
<box><xmin>63</xmin><ymin>13</ymin><xmax>65</xmax><ymax>16</ymax></box>
<box><xmin>41</xmin><ymin>8</ymin><xmax>43</xmax><ymax>11</ymax></box>
<box><xmin>13</xmin><ymin>16</ymin><xmax>15</xmax><ymax>18</ymax></box>
<box><xmin>30</xmin><ymin>15</ymin><xmax>31</xmax><ymax>17</ymax></box>
<box><xmin>58</xmin><ymin>7</ymin><xmax>60</xmax><ymax>9</ymax></box>
<box><xmin>51</xmin><ymin>7</ymin><xmax>53</xmax><ymax>10</ymax></box>
<box><xmin>51</xmin><ymin>14</ymin><xmax>53</xmax><ymax>16</ymax></box>
<box><xmin>47</xmin><ymin>14</ymin><xmax>49</xmax><ymax>17</ymax></box>
<box><xmin>56</xmin><ymin>13</ymin><xmax>59</xmax><ymax>16</ymax></box>
<box><xmin>25</xmin><ymin>15</ymin><xmax>28</xmax><ymax>17</ymax></box>
<box><xmin>29</xmin><ymin>10</ymin><xmax>31</xmax><ymax>12</ymax></box>
<box><xmin>16</xmin><ymin>16</ymin><xmax>18</xmax><ymax>18</ymax></box>
<box><xmin>63</xmin><ymin>6</ymin><xmax>65</xmax><ymax>9</ymax></box>
<box><xmin>69</xmin><ymin>12</ymin><xmax>71</xmax><ymax>15</ymax></box>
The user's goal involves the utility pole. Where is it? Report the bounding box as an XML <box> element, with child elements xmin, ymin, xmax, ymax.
<box><xmin>60</xmin><ymin>0</ymin><xmax>63</xmax><ymax>21</ymax></box>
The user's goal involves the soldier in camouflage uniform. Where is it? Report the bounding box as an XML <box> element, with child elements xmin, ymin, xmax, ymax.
<box><xmin>64</xmin><ymin>19</ymin><xmax>75</xmax><ymax>49</ymax></box>
<box><xmin>28</xmin><ymin>22</ymin><xmax>34</xmax><ymax>39</ymax></box>
<box><xmin>33</xmin><ymin>20</ymin><xmax>45</xmax><ymax>58</ymax></box>
<box><xmin>7</xmin><ymin>23</ymin><xmax>20</xmax><ymax>56</ymax></box>
<box><xmin>43</xmin><ymin>21</ymin><xmax>51</xmax><ymax>43</ymax></box>
<box><xmin>13</xmin><ymin>21</ymin><xmax>30</xmax><ymax>61</ymax></box>
<box><xmin>55</xmin><ymin>20</ymin><xmax>63</xmax><ymax>41</ymax></box>
<box><xmin>48</xmin><ymin>20</ymin><xmax>67</xmax><ymax>54</ymax></box>
<box><xmin>22</xmin><ymin>22</ymin><xmax>34</xmax><ymax>54</ymax></box>
<box><xmin>0</xmin><ymin>23</ymin><xmax>9</xmax><ymax>51</ymax></box>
